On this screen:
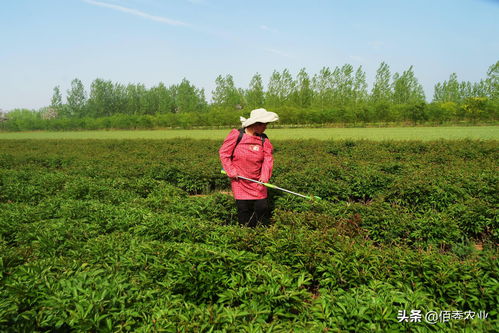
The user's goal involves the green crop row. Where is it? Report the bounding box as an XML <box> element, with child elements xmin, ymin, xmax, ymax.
<box><xmin>0</xmin><ymin>139</ymin><xmax>497</xmax><ymax>331</ymax></box>
<box><xmin>1</xmin><ymin>139</ymin><xmax>496</xmax><ymax>244</ymax></box>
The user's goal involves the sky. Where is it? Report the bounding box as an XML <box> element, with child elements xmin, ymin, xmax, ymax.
<box><xmin>1</xmin><ymin>0</ymin><xmax>498</xmax><ymax>111</ymax></box>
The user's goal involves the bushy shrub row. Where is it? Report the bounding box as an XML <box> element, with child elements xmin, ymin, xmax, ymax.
<box><xmin>2</xmin><ymin>101</ymin><xmax>498</xmax><ymax>132</ymax></box>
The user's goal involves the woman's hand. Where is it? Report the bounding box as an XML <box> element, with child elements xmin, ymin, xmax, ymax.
<box><xmin>225</xmin><ymin>170</ymin><xmax>238</xmax><ymax>180</ymax></box>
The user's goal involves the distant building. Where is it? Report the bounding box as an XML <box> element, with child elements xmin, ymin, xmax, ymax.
<box><xmin>0</xmin><ymin>109</ymin><xmax>7</xmax><ymax>122</ymax></box>
<box><xmin>41</xmin><ymin>107</ymin><xmax>58</xmax><ymax>120</ymax></box>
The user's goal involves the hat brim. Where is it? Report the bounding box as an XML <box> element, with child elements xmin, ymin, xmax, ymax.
<box><xmin>242</xmin><ymin>113</ymin><xmax>279</xmax><ymax>127</ymax></box>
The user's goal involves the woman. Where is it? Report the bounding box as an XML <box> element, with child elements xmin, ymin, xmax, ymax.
<box><xmin>219</xmin><ymin>108</ymin><xmax>279</xmax><ymax>227</ymax></box>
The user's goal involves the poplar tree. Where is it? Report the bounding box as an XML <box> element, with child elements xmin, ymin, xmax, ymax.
<box><xmin>125</xmin><ymin>83</ymin><xmax>146</xmax><ymax>115</ymax></box>
<box><xmin>330</xmin><ymin>67</ymin><xmax>341</xmax><ymax>105</ymax></box>
<box><xmin>353</xmin><ymin>66</ymin><xmax>368</xmax><ymax>104</ymax></box>
<box><xmin>266</xmin><ymin>69</ymin><xmax>295</xmax><ymax>108</ymax></box>
<box><xmin>433</xmin><ymin>73</ymin><xmax>460</xmax><ymax>103</ymax></box>
<box><xmin>88</xmin><ymin>79</ymin><xmax>113</xmax><ymax>117</ymax></box>
<box><xmin>212</xmin><ymin>74</ymin><xmax>243</xmax><ymax>110</ymax></box>
<box><xmin>458</xmin><ymin>81</ymin><xmax>474</xmax><ymax>101</ymax></box>
<box><xmin>370</xmin><ymin>62</ymin><xmax>392</xmax><ymax>104</ymax></box>
<box><xmin>50</xmin><ymin>86</ymin><xmax>62</xmax><ymax>109</ymax></box>
<box><xmin>175</xmin><ymin>79</ymin><xmax>207</xmax><ymax>113</ymax></box>
<box><xmin>154</xmin><ymin>82</ymin><xmax>175</xmax><ymax>114</ymax></box>
<box><xmin>472</xmin><ymin>80</ymin><xmax>488</xmax><ymax>98</ymax></box>
<box><xmin>266</xmin><ymin>70</ymin><xmax>282</xmax><ymax>108</ymax></box>
<box><xmin>293</xmin><ymin>68</ymin><xmax>312</xmax><ymax>108</ymax></box>
<box><xmin>138</xmin><ymin>82</ymin><xmax>173</xmax><ymax>115</ymax></box>
<box><xmin>280</xmin><ymin>69</ymin><xmax>295</xmax><ymax>107</ymax></box>
<box><xmin>112</xmin><ymin>83</ymin><xmax>128</xmax><ymax>116</ymax></box>
<box><xmin>142</xmin><ymin>85</ymin><xmax>160</xmax><ymax>115</ymax></box>
<box><xmin>66</xmin><ymin>78</ymin><xmax>87</xmax><ymax>117</ymax></box>
<box><xmin>246</xmin><ymin>73</ymin><xmax>265</xmax><ymax>109</ymax></box>
<box><xmin>391</xmin><ymin>66</ymin><xmax>425</xmax><ymax>104</ymax></box>
<box><xmin>50</xmin><ymin>86</ymin><xmax>63</xmax><ymax>117</ymax></box>
<box><xmin>337</xmin><ymin>64</ymin><xmax>354</xmax><ymax>106</ymax></box>
<box><xmin>485</xmin><ymin>60</ymin><xmax>499</xmax><ymax>100</ymax></box>
<box><xmin>312</xmin><ymin>67</ymin><xmax>333</xmax><ymax>110</ymax></box>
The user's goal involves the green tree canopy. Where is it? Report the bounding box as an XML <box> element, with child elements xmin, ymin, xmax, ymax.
<box><xmin>245</xmin><ymin>73</ymin><xmax>265</xmax><ymax>110</ymax></box>
<box><xmin>370</xmin><ymin>62</ymin><xmax>392</xmax><ymax>104</ymax></box>
<box><xmin>175</xmin><ymin>78</ymin><xmax>208</xmax><ymax>113</ymax></box>
<box><xmin>485</xmin><ymin>60</ymin><xmax>499</xmax><ymax>100</ymax></box>
<box><xmin>66</xmin><ymin>78</ymin><xmax>87</xmax><ymax>118</ymax></box>
<box><xmin>292</xmin><ymin>68</ymin><xmax>313</xmax><ymax>108</ymax></box>
<box><xmin>266</xmin><ymin>69</ymin><xmax>295</xmax><ymax>109</ymax></box>
<box><xmin>212</xmin><ymin>74</ymin><xmax>244</xmax><ymax>111</ymax></box>
<box><xmin>392</xmin><ymin>66</ymin><xmax>425</xmax><ymax>104</ymax></box>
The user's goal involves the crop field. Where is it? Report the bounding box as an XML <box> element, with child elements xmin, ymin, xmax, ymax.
<box><xmin>0</xmin><ymin>125</ymin><xmax>498</xmax><ymax>141</ymax></box>
<box><xmin>0</xmin><ymin>138</ymin><xmax>497</xmax><ymax>331</ymax></box>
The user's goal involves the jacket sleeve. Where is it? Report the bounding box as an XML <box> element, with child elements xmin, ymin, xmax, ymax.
<box><xmin>219</xmin><ymin>129</ymin><xmax>239</xmax><ymax>178</ymax></box>
<box><xmin>260</xmin><ymin>139</ymin><xmax>274</xmax><ymax>183</ymax></box>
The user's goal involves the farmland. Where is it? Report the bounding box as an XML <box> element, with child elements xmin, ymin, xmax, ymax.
<box><xmin>0</xmin><ymin>125</ymin><xmax>498</xmax><ymax>141</ymax></box>
<box><xmin>0</xmin><ymin>138</ymin><xmax>497</xmax><ymax>331</ymax></box>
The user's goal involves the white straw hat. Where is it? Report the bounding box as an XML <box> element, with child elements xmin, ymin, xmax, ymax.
<box><xmin>240</xmin><ymin>108</ymin><xmax>279</xmax><ymax>128</ymax></box>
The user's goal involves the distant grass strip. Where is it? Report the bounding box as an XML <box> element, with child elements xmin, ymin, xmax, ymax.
<box><xmin>0</xmin><ymin>126</ymin><xmax>497</xmax><ymax>141</ymax></box>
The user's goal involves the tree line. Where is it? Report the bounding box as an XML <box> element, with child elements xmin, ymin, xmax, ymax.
<box><xmin>1</xmin><ymin>61</ymin><xmax>497</xmax><ymax>131</ymax></box>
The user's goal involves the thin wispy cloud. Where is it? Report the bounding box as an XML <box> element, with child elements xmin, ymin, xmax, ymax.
<box><xmin>265</xmin><ymin>48</ymin><xmax>293</xmax><ymax>59</ymax></box>
<box><xmin>82</xmin><ymin>0</ymin><xmax>189</xmax><ymax>27</ymax></box>
<box><xmin>84</xmin><ymin>0</ymin><xmax>290</xmax><ymax>60</ymax></box>
<box><xmin>349</xmin><ymin>55</ymin><xmax>365</xmax><ymax>63</ymax></box>
<box><xmin>368</xmin><ymin>41</ymin><xmax>384</xmax><ymax>50</ymax></box>
<box><xmin>260</xmin><ymin>25</ymin><xmax>277</xmax><ymax>33</ymax></box>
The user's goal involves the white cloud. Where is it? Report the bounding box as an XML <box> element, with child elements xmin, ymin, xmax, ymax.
<box><xmin>82</xmin><ymin>0</ymin><xmax>189</xmax><ymax>27</ymax></box>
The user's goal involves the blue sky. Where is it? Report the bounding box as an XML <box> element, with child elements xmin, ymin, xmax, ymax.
<box><xmin>1</xmin><ymin>0</ymin><xmax>498</xmax><ymax>110</ymax></box>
